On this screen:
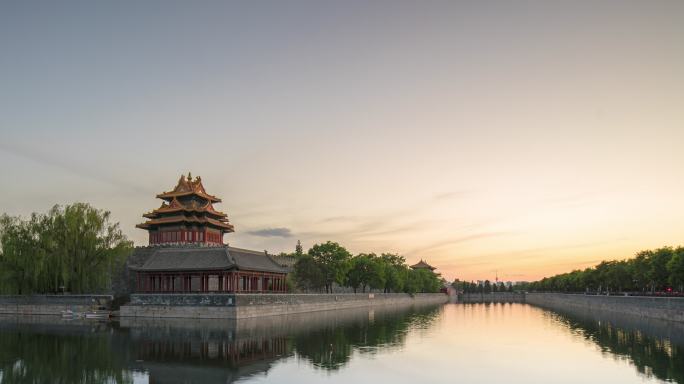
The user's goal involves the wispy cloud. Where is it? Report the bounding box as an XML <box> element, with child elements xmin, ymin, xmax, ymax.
<box><xmin>0</xmin><ymin>142</ymin><xmax>151</xmax><ymax>194</ymax></box>
<box><xmin>319</xmin><ymin>215</ymin><xmax>360</xmax><ymax>223</ymax></box>
<box><xmin>247</xmin><ymin>227</ymin><xmax>293</xmax><ymax>238</ymax></box>
<box><xmin>408</xmin><ymin>231</ymin><xmax>514</xmax><ymax>255</ymax></box>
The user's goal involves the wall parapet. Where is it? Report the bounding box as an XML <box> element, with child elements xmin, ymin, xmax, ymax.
<box><xmin>130</xmin><ymin>293</ymin><xmax>235</xmax><ymax>306</ymax></box>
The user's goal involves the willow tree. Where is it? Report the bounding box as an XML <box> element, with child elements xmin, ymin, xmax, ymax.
<box><xmin>0</xmin><ymin>203</ymin><xmax>133</xmax><ymax>294</ymax></box>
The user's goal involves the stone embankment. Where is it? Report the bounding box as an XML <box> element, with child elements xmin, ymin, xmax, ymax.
<box><xmin>526</xmin><ymin>293</ymin><xmax>684</xmax><ymax>323</ymax></box>
<box><xmin>120</xmin><ymin>293</ymin><xmax>448</xmax><ymax>319</ymax></box>
<box><xmin>0</xmin><ymin>295</ymin><xmax>113</xmax><ymax>315</ymax></box>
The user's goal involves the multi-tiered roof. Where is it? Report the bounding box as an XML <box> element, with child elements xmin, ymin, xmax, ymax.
<box><xmin>137</xmin><ymin>173</ymin><xmax>234</xmax><ymax>245</ymax></box>
<box><xmin>410</xmin><ymin>260</ymin><xmax>436</xmax><ymax>271</ymax></box>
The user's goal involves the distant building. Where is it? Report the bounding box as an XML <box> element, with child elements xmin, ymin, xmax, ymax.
<box><xmin>410</xmin><ymin>260</ymin><xmax>436</xmax><ymax>272</ymax></box>
<box><xmin>130</xmin><ymin>174</ymin><xmax>288</xmax><ymax>293</ymax></box>
<box><xmin>410</xmin><ymin>260</ymin><xmax>441</xmax><ymax>276</ymax></box>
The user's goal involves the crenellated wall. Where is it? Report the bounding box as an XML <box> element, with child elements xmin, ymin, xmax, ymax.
<box><xmin>120</xmin><ymin>293</ymin><xmax>448</xmax><ymax>319</ymax></box>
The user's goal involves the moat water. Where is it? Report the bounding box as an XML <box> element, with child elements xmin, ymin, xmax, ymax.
<box><xmin>1</xmin><ymin>302</ymin><xmax>683</xmax><ymax>384</ymax></box>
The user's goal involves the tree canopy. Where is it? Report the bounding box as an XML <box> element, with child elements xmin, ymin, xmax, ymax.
<box><xmin>0</xmin><ymin>203</ymin><xmax>133</xmax><ymax>294</ymax></box>
<box><xmin>527</xmin><ymin>246</ymin><xmax>684</xmax><ymax>294</ymax></box>
<box><xmin>287</xmin><ymin>242</ymin><xmax>442</xmax><ymax>294</ymax></box>
<box><xmin>308</xmin><ymin>241</ymin><xmax>352</xmax><ymax>293</ymax></box>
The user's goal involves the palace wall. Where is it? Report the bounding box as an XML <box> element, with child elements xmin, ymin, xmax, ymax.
<box><xmin>119</xmin><ymin>292</ymin><xmax>448</xmax><ymax>319</ymax></box>
<box><xmin>0</xmin><ymin>295</ymin><xmax>113</xmax><ymax>316</ymax></box>
<box><xmin>525</xmin><ymin>293</ymin><xmax>684</xmax><ymax>323</ymax></box>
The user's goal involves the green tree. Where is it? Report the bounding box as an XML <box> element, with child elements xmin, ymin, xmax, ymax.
<box><xmin>346</xmin><ymin>253</ymin><xmax>385</xmax><ymax>293</ymax></box>
<box><xmin>308</xmin><ymin>241</ymin><xmax>352</xmax><ymax>293</ymax></box>
<box><xmin>648</xmin><ymin>247</ymin><xmax>673</xmax><ymax>293</ymax></box>
<box><xmin>630</xmin><ymin>250</ymin><xmax>651</xmax><ymax>292</ymax></box>
<box><xmin>345</xmin><ymin>255</ymin><xmax>365</xmax><ymax>293</ymax></box>
<box><xmin>667</xmin><ymin>247</ymin><xmax>684</xmax><ymax>292</ymax></box>
<box><xmin>379</xmin><ymin>253</ymin><xmax>406</xmax><ymax>293</ymax></box>
<box><xmin>295</xmin><ymin>240</ymin><xmax>304</xmax><ymax>257</ymax></box>
<box><xmin>293</xmin><ymin>255</ymin><xmax>325</xmax><ymax>292</ymax></box>
<box><xmin>0</xmin><ymin>203</ymin><xmax>132</xmax><ymax>294</ymax></box>
<box><xmin>483</xmin><ymin>280</ymin><xmax>492</xmax><ymax>293</ymax></box>
<box><xmin>404</xmin><ymin>269</ymin><xmax>441</xmax><ymax>294</ymax></box>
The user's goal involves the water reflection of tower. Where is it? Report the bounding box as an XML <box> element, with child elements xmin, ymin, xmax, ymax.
<box><xmin>127</xmin><ymin>323</ymin><xmax>294</xmax><ymax>384</ymax></box>
<box><xmin>136</xmin><ymin>336</ymin><xmax>291</xmax><ymax>366</ymax></box>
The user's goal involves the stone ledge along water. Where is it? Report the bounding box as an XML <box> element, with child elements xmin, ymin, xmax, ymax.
<box><xmin>456</xmin><ymin>292</ymin><xmax>684</xmax><ymax>323</ymax></box>
<box><xmin>525</xmin><ymin>293</ymin><xmax>684</xmax><ymax>323</ymax></box>
<box><xmin>0</xmin><ymin>295</ymin><xmax>113</xmax><ymax>316</ymax></box>
<box><xmin>120</xmin><ymin>292</ymin><xmax>449</xmax><ymax>319</ymax></box>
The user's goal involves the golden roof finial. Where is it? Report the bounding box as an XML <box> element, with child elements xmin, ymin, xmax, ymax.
<box><xmin>187</xmin><ymin>172</ymin><xmax>192</xmax><ymax>181</ymax></box>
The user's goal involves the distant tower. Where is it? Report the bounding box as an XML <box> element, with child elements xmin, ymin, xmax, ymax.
<box><xmin>410</xmin><ymin>260</ymin><xmax>440</xmax><ymax>276</ymax></box>
<box><xmin>136</xmin><ymin>173</ymin><xmax>234</xmax><ymax>246</ymax></box>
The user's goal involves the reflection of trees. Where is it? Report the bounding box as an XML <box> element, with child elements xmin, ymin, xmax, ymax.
<box><xmin>293</xmin><ymin>305</ymin><xmax>441</xmax><ymax>370</ymax></box>
<box><xmin>0</xmin><ymin>304</ymin><xmax>443</xmax><ymax>383</ymax></box>
<box><xmin>550</xmin><ymin>311</ymin><xmax>684</xmax><ymax>383</ymax></box>
<box><xmin>0</xmin><ymin>325</ymin><xmax>133</xmax><ymax>384</ymax></box>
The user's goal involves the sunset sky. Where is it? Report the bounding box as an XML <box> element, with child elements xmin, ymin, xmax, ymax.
<box><xmin>1</xmin><ymin>1</ymin><xmax>683</xmax><ymax>282</ymax></box>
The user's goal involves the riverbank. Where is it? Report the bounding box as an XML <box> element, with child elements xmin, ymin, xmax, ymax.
<box><xmin>526</xmin><ymin>293</ymin><xmax>684</xmax><ymax>323</ymax></box>
<box><xmin>0</xmin><ymin>295</ymin><xmax>113</xmax><ymax>316</ymax></box>
<box><xmin>120</xmin><ymin>292</ymin><xmax>448</xmax><ymax>319</ymax></box>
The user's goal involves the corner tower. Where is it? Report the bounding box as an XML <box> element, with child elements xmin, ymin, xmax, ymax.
<box><xmin>136</xmin><ymin>173</ymin><xmax>234</xmax><ymax>246</ymax></box>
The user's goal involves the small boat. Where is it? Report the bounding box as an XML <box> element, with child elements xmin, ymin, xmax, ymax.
<box><xmin>84</xmin><ymin>311</ymin><xmax>111</xmax><ymax>319</ymax></box>
<box><xmin>61</xmin><ymin>310</ymin><xmax>83</xmax><ymax>318</ymax></box>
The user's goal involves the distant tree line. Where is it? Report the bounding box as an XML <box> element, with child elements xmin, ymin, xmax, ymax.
<box><xmin>528</xmin><ymin>246</ymin><xmax>684</xmax><ymax>294</ymax></box>
<box><xmin>0</xmin><ymin>203</ymin><xmax>133</xmax><ymax>294</ymax></box>
<box><xmin>452</xmin><ymin>279</ymin><xmax>520</xmax><ymax>293</ymax></box>
<box><xmin>287</xmin><ymin>241</ymin><xmax>443</xmax><ymax>294</ymax></box>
